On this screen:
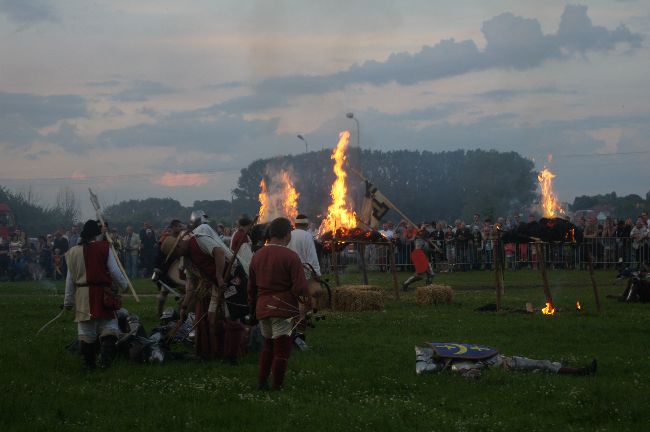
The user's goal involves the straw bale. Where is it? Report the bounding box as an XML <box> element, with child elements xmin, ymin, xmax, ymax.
<box><xmin>332</xmin><ymin>285</ymin><xmax>384</xmax><ymax>312</ymax></box>
<box><xmin>415</xmin><ymin>284</ymin><xmax>453</xmax><ymax>305</ymax></box>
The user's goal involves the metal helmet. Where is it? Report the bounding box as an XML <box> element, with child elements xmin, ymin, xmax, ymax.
<box><xmin>190</xmin><ymin>210</ymin><xmax>209</xmax><ymax>226</ymax></box>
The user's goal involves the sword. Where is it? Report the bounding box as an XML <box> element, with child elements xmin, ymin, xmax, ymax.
<box><xmin>36</xmin><ymin>307</ymin><xmax>65</xmax><ymax>335</ymax></box>
<box><xmin>36</xmin><ymin>308</ymin><xmax>92</xmax><ymax>336</ymax></box>
<box><xmin>158</xmin><ymin>280</ymin><xmax>182</xmax><ymax>298</ymax></box>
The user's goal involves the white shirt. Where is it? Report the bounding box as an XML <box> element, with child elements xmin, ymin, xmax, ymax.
<box><xmin>192</xmin><ymin>224</ymin><xmax>233</xmax><ymax>260</ymax></box>
<box><xmin>287</xmin><ymin>228</ymin><xmax>321</xmax><ymax>278</ymax></box>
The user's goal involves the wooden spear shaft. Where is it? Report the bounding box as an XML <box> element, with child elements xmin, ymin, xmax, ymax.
<box><xmin>88</xmin><ymin>188</ymin><xmax>140</xmax><ymax>302</ymax></box>
<box><xmin>535</xmin><ymin>242</ymin><xmax>553</xmax><ymax>306</ymax></box>
<box><xmin>586</xmin><ymin>250</ymin><xmax>602</xmax><ymax>312</ymax></box>
<box><xmin>348</xmin><ymin>166</ymin><xmax>421</xmax><ymax>231</ymax></box>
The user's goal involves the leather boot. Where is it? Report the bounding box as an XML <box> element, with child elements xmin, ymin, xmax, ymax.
<box><xmin>99</xmin><ymin>336</ymin><xmax>118</xmax><ymax>369</ymax></box>
<box><xmin>80</xmin><ymin>341</ymin><xmax>97</xmax><ymax>370</ymax></box>
<box><xmin>558</xmin><ymin>359</ymin><xmax>597</xmax><ymax>376</ymax></box>
<box><xmin>402</xmin><ymin>275</ymin><xmax>422</xmax><ymax>291</ymax></box>
<box><xmin>271</xmin><ymin>335</ymin><xmax>293</xmax><ymax>390</ymax></box>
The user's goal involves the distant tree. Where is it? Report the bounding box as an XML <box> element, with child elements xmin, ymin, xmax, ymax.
<box><xmin>191</xmin><ymin>200</ymin><xmax>232</xmax><ymax>225</ymax></box>
<box><xmin>104</xmin><ymin>198</ymin><xmax>186</xmax><ymax>230</ymax></box>
<box><xmin>0</xmin><ymin>186</ymin><xmax>72</xmax><ymax>236</ymax></box>
<box><xmin>55</xmin><ymin>186</ymin><xmax>81</xmax><ymax>223</ymax></box>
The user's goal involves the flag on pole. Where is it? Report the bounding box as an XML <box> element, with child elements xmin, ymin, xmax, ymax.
<box><xmin>360</xmin><ymin>180</ymin><xmax>391</xmax><ymax>229</ymax></box>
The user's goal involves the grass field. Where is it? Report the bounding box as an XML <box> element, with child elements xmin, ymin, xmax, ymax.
<box><xmin>1</xmin><ymin>269</ymin><xmax>649</xmax><ymax>432</ymax></box>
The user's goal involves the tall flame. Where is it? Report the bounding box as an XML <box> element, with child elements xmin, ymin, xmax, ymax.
<box><xmin>319</xmin><ymin>131</ymin><xmax>357</xmax><ymax>234</ymax></box>
<box><xmin>538</xmin><ymin>167</ymin><xmax>564</xmax><ymax>217</ymax></box>
<box><xmin>576</xmin><ymin>300</ymin><xmax>581</xmax><ymax>311</ymax></box>
<box><xmin>281</xmin><ymin>170</ymin><xmax>299</xmax><ymax>223</ymax></box>
<box><xmin>258</xmin><ymin>169</ymin><xmax>300</xmax><ymax>223</ymax></box>
<box><xmin>258</xmin><ymin>179</ymin><xmax>269</xmax><ymax>222</ymax></box>
<box><xmin>541</xmin><ymin>302</ymin><xmax>556</xmax><ymax>315</ymax></box>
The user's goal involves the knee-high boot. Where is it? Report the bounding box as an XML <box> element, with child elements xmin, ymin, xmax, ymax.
<box><xmin>80</xmin><ymin>341</ymin><xmax>97</xmax><ymax>370</ymax></box>
<box><xmin>99</xmin><ymin>335</ymin><xmax>118</xmax><ymax>369</ymax></box>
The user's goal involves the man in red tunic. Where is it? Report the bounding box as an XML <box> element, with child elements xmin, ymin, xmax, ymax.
<box><xmin>63</xmin><ymin>220</ymin><xmax>128</xmax><ymax>369</ymax></box>
<box><xmin>230</xmin><ymin>216</ymin><xmax>253</xmax><ymax>252</ymax></box>
<box><xmin>167</xmin><ymin>215</ymin><xmax>247</xmax><ymax>362</ymax></box>
<box><xmin>248</xmin><ymin>217</ymin><xmax>309</xmax><ymax>390</ymax></box>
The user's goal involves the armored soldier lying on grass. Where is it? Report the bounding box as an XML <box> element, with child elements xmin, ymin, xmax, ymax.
<box><xmin>416</xmin><ymin>343</ymin><xmax>597</xmax><ymax>378</ymax></box>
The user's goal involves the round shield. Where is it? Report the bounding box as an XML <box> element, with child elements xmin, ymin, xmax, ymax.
<box><xmin>166</xmin><ymin>259</ymin><xmax>185</xmax><ymax>288</ymax></box>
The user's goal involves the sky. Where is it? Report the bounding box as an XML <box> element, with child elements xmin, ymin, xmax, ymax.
<box><xmin>1</xmin><ymin>0</ymin><xmax>649</xmax><ymax>218</ymax></box>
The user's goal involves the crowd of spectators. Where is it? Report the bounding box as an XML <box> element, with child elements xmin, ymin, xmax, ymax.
<box><xmin>1</xmin><ymin>210</ymin><xmax>648</xmax><ymax>282</ymax></box>
<box><xmin>373</xmin><ymin>211</ymin><xmax>650</xmax><ymax>272</ymax></box>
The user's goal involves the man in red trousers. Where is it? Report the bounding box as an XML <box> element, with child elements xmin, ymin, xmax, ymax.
<box><xmin>248</xmin><ymin>217</ymin><xmax>309</xmax><ymax>390</ymax></box>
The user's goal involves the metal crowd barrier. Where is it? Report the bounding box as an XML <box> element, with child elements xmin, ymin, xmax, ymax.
<box><xmin>322</xmin><ymin>237</ymin><xmax>649</xmax><ymax>273</ymax></box>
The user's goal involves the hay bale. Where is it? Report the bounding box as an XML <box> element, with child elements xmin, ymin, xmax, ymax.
<box><xmin>415</xmin><ymin>284</ymin><xmax>453</xmax><ymax>305</ymax></box>
<box><xmin>332</xmin><ymin>285</ymin><xmax>384</xmax><ymax>312</ymax></box>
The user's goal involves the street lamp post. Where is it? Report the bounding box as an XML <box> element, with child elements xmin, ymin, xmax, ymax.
<box><xmin>346</xmin><ymin>112</ymin><xmax>360</xmax><ymax>149</ymax></box>
<box><xmin>297</xmin><ymin>134</ymin><xmax>308</xmax><ymax>153</ymax></box>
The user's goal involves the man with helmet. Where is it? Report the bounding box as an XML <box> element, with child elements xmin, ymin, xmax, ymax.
<box><xmin>163</xmin><ymin>210</ymin><xmax>248</xmax><ymax>362</ymax></box>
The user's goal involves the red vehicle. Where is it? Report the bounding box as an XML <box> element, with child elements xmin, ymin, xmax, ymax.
<box><xmin>0</xmin><ymin>203</ymin><xmax>16</xmax><ymax>241</ymax></box>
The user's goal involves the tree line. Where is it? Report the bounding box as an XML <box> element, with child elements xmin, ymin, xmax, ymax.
<box><xmin>233</xmin><ymin>148</ymin><xmax>539</xmax><ymax>222</ymax></box>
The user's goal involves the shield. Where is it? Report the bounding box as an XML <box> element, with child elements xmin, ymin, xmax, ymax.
<box><xmin>411</xmin><ymin>249</ymin><xmax>430</xmax><ymax>274</ymax></box>
<box><xmin>428</xmin><ymin>342</ymin><xmax>498</xmax><ymax>360</ymax></box>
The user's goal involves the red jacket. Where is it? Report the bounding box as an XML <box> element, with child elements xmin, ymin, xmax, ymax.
<box><xmin>248</xmin><ymin>244</ymin><xmax>308</xmax><ymax>319</ymax></box>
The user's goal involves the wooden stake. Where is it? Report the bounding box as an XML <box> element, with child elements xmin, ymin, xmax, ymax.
<box><xmin>493</xmin><ymin>238</ymin><xmax>504</xmax><ymax>311</ymax></box>
<box><xmin>359</xmin><ymin>243</ymin><xmax>369</xmax><ymax>285</ymax></box>
<box><xmin>388</xmin><ymin>242</ymin><xmax>399</xmax><ymax>300</ymax></box>
<box><xmin>535</xmin><ymin>242</ymin><xmax>553</xmax><ymax>306</ymax></box>
<box><xmin>331</xmin><ymin>240</ymin><xmax>340</xmax><ymax>287</ymax></box>
<box><xmin>586</xmin><ymin>250</ymin><xmax>602</xmax><ymax>312</ymax></box>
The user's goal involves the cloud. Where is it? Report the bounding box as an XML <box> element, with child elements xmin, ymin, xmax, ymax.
<box><xmin>477</xmin><ymin>86</ymin><xmax>571</xmax><ymax>101</ymax></box>
<box><xmin>0</xmin><ymin>0</ymin><xmax>58</xmax><ymax>26</ymax></box>
<box><xmin>111</xmin><ymin>80</ymin><xmax>176</xmax><ymax>102</ymax></box>
<box><xmin>0</xmin><ymin>92</ymin><xmax>87</xmax><ymax>128</ymax></box>
<box><xmin>0</xmin><ymin>92</ymin><xmax>88</xmax><ymax>148</ymax></box>
<box><xmin>217</xmin><ymin>5</ymin><xmax>642</xmax><ymax>114</ymax></box>
<box><xmin>96</xmin><ymin>111</ymin><xmax>289</xmax><ymax>163</ymax></box>
<box><xmin>85</xmin><ymin>80</ymin><xmax>122</xmax><ymax>88</ymax></box>
<box><xmin>557</xmin><ymin>5</ymin><xmax>642</xmax><ymax>52</ymax></box>
<box><xmin>154</xmin><ymin>172</ymin><xmax>212</xmax><ymax>187</ymax></box>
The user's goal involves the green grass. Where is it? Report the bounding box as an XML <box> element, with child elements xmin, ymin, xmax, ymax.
<box><xmin>1</xmin><ymin>270</ymin><xmax>649</xmax><ymax>432</ymax></box>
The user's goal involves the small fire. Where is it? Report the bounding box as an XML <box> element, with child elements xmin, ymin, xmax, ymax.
<box><xmin>258</xmin><ymin>169</ymin><xmax>300</xmax><ymax>223</ymax></box>
<box><xmin>319</xmin><ymin>131</ymin><xmax>357</xmax><ymax>235</ymax></box>
<box><xmin>576</xmin><ymin>300</ymin><xmax>581</xmax><ymax>310</ymax></box>
<box><xmin>538</xmin><ymin>167</ymin><xmax>564</xmax><ymax>217</ymax></box>
<box><xmin>541</xmin><ymin>302</ymin><xmax>556</xmax><ymax>315</ymax></box>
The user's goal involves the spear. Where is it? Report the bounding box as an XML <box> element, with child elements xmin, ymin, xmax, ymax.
<box><xmin>89</xmin><ymin>188</ymin><xmax>140</xmax><ymax>302</ymax></box>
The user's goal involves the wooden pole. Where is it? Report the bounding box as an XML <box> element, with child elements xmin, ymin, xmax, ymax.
<box><xmin>535</xmin><ymin>242</ymin><xmax>553</xmax><ymax>306</ymax></box>
<box><xmin>493</xmin><ymin>237</ymin><xmax>504</xmax><ymax>311</ymax></box>
<box><xmin>359</xmin><ymin>243</ymin><xmax>369</xmax><ymax>285</ymax></box>
<box><xmin>586</xmin><ymin>250</ymin><xmax>602</xmax><ymax>312</ymax></box>
<box><xmin>348</xmin><ymin>166</ymin><xmax>420</xmax><ymax>231</ymax></box>
<box><xmin>88</xmin><ymin>188</ymin><xmax>140</xmax><ymax>302</ymax></box>
<box><xmin>388</xmin><ymin>242</ymin><xmax>399</xmax><ymax>300</ymax></box>
<box><xmin>331</xmin><ymin>240</ymin><xmax>340</xmax><ymax>287</ymax></box>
